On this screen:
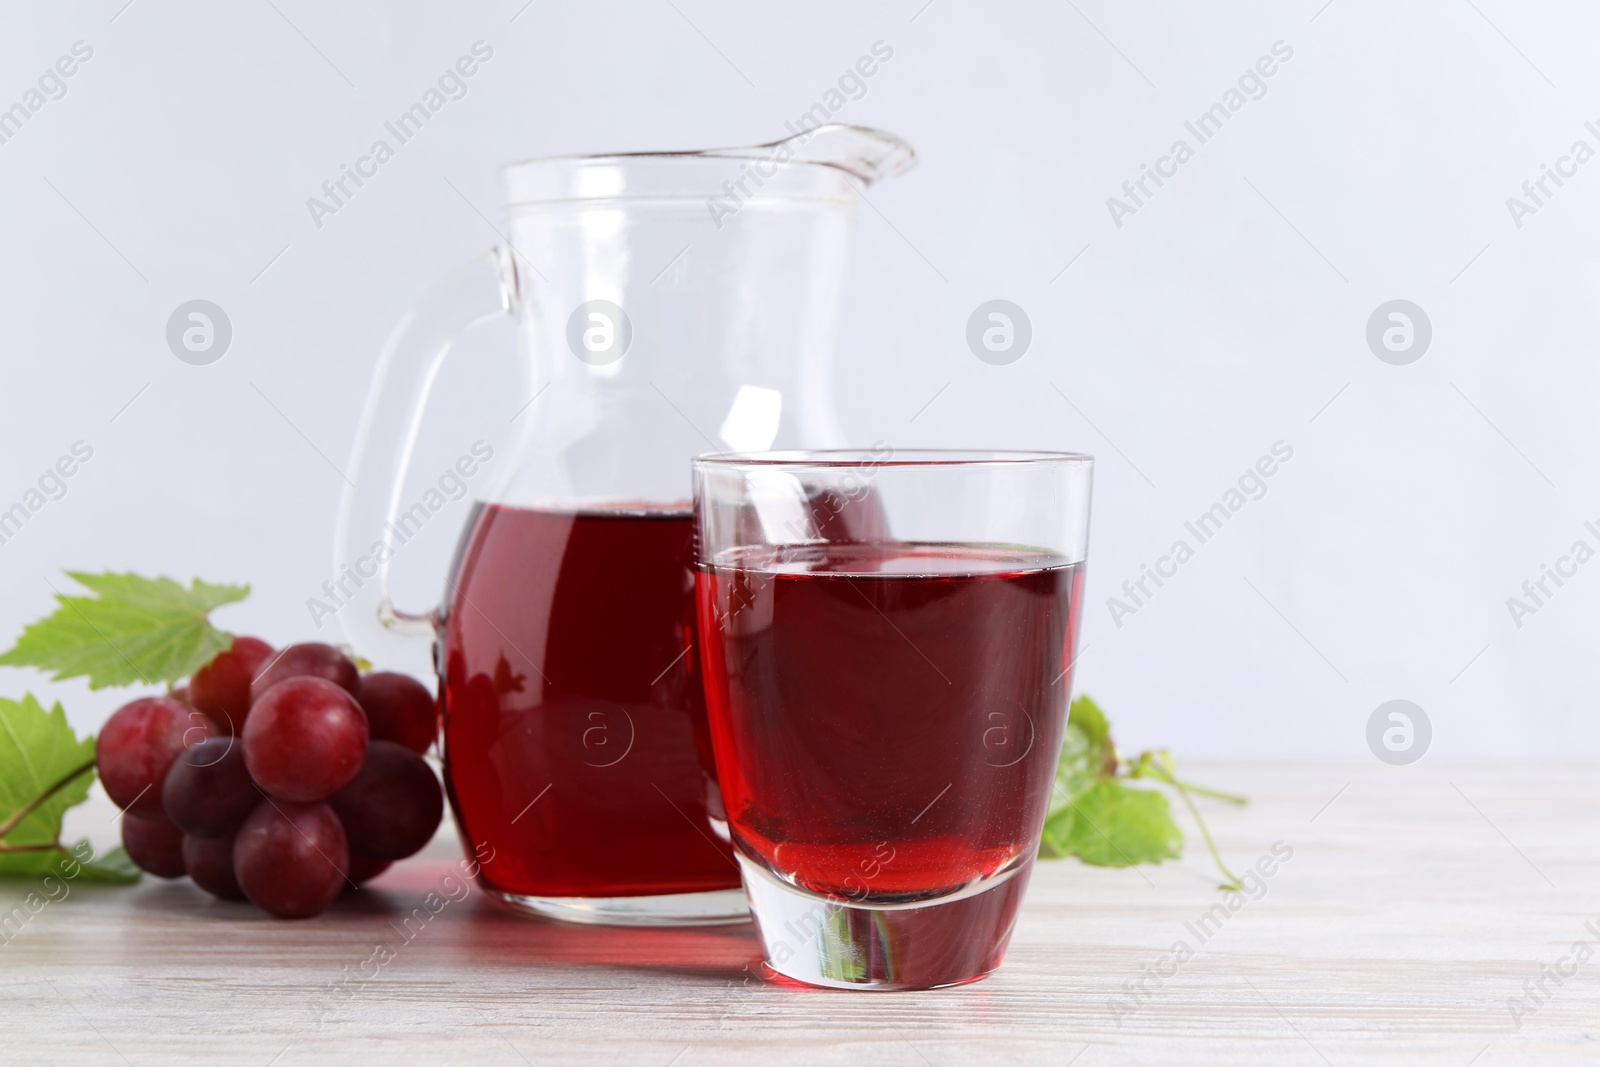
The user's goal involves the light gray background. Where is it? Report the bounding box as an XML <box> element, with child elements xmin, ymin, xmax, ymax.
<box><xmin>1</xmin><ymin>0</ymin><xmax>1594</xmax><ymax>758</ymax></box>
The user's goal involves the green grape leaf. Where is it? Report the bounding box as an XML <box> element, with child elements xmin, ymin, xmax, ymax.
<box><xmin>0</xmin><ymin>695</ymin><xmax>97</xmax><ymax>876</ymax></box>
<box><xmin>1039</xmin><ymin>695</ymin><xmax>1195</xmax><ymax>870</ymax></box>
<box><xmin>1068</xmin><ymin>693</ymin><xmax>1113</xmax><ymax>756</ymax></box>
<box><xmin>1040</xmin><ymin>779</ymin><xmax>1184</xmax><ymax>867</ymax></box>
<box><xmin>1044</xmin><ymin>695</ymin><xmax>1120</xmax><ymax>831</ymax></box>
<box><xmin>0</xmin><ymin>841</ymin><xmax>141</xmax><ymax>884</ymax></box>
<box><xmin>66</xmin><ymin>841</ymin><xmax>141</xmax><ymax>884</ymax></box>
<box><xmin>0</xmin><ymin>572</ymin><xmax>248</xmax><ymax>689</ymax></box>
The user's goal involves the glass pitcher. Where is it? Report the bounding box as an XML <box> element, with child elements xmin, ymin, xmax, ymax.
<box><xmin>335</xmin><ymin>125</ymin><xmax>915</xmax><ymax>925</ymax></box>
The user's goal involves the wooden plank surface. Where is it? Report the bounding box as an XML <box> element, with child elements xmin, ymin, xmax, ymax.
<box><xmin>5</xmin><ymin>761</ymin><xmax>1597</xmax><ymax>1066</ymax></box>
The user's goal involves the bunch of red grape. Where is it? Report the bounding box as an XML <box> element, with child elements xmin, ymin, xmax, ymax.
<box><xmin>95</xmin><ymin>638</ymin><xmax>444</xmax><ymax>919</ymax></box>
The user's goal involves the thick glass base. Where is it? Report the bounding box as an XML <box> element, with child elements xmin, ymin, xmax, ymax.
<box><xmin>488</xmin><ymin>886</ymin><xmax>749</xmax><ymax>926</ymax></box>
<box><xmin>738</xmin><ymin>854</ymin><xmax>1033</xmax><ymax>990</ymax></box>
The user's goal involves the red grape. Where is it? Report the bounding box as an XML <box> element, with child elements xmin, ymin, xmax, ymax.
<box><xmin>329</xmin><ymin>741</ymin><xmax>443</xmax><ymax>861</ymax></box>
<box><xmin>170</xmin><ymin>685</ymin><xmax>190</xmax><ymax>705</ymax></box>
<box><xmin>243</xmin><ymin>678</ymin><xmax>368</xmax><ymax>802</ymax></box>
<box><xmin>162</xmin><ymin>737</ymin><xmax>259</xmax><ymax>837</ymax></box>
<box><xmin>346</xmin><ymin>851</ymin><xmax>391</xmax><ymax>886</ymax></box>
<box><xmin>233</xmin><ymin>800</ymin><xmax>349</xmax><ymax>918</ymax></box>
<box><xmin>182</xmin><ymin>834</ymin><xmax>245</xmax><ymax>899</ymax></box>
<box><xmin>97</xmin><ymin>697</ymin><xmax>211</xmax><ymax>814</ymax></box>
<box><xmin>358</xmin><ymin>672</ymin><xmax>438</xmax><ymax>755</ymax></box>
<box><xmin>189</xmin><ymin>635</ymin><xmax>274</xmax><ymax>734</ymax></box>
<box><xmin>122</xmin><ymin>811</ymin><xmax>186</xmax><ymax>878</ymax></box>
<box><xmin>249</xmin><ymin>642</ymin><xmax>359</xmax><ymax>704</ymax></box>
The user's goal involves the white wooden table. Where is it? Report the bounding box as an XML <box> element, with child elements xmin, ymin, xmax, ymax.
<box><xmin>6</xmin><ymin>762</ymin><xmax>1596</xmax><ymax>1066</ymax></box>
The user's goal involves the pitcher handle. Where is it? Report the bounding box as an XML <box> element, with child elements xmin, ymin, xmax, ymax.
<box><xmin>332</xmin><ymin>246</ymin><xmax>518</xmax><ymax>661</ymax></box>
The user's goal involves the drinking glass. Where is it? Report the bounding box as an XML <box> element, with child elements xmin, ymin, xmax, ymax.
<box><xmin>693</xmin><ymin>449</ymin><xmax>1093</xmax><ymax>989</ymax></box>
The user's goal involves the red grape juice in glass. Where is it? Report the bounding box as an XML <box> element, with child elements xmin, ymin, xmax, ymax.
<box><xmin>440</xmin><ymin>504</ymin><xmax>740</xmax><ymax>919</ymax></box>
<box><xmin>697</xmin><ymin>540</ymin><xmax>1085</xmax><ymax>987</ymax></box>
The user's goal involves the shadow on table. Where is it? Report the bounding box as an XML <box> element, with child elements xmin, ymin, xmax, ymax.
<box><xmin>333</xmin><ymin>868</ymin><xmax>760</xmax><ymax>984</ymax></box>
<box><xmin>118</xmin><ymin>855</ymin><xmax>760</xmax><ymax>984</ymax></box>
<box><xmin>452</xmin><ymin>900</ymin><xmax>758</xmax><ymax>982</ymax></box>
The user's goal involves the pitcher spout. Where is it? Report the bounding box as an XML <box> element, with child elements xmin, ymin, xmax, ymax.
<box><xmin>701</xmin><ymin>124</ymin><xmax>916</xmax><ymax>187</ymax></box>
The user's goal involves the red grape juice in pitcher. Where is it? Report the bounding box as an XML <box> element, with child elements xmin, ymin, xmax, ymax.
<box><xmin>440</xmin><ymin>504</ymin><xmax>738</xmax><ymax>912</ymax></box>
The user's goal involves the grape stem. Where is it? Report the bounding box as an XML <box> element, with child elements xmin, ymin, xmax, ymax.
<box><xmin>1127</xmin><ymin>750</ymin><xmax>1246</xmax><ymax>892</ymax></box>
<box><xmin>0</xmin><ymin>842</ymin><xmax>71</xmax><ymax>855</ymax></box>
<box><xmin>0</xmin><ymin>758</ymin><xmax>97</xmax><ymax>845</ymax></box>
<box><xmin>1170</xmin><ymin>779</ymin><xmax>1248</xmax><ymax>805</ymax></box>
